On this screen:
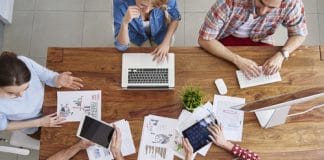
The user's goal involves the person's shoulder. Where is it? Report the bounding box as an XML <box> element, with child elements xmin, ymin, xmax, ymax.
<box><xmin>281</xmin><ymin>0</ymin><xmax>304</xmax><ymax>11</ymax></box>
<box><xmin>212</xmin><ymin>0</ymin><xmax>239</xmax><ymax>8</ymax></box>
<box><xmin>114</xmin><ymin>0</ymin><xmax>132</xmax><ymax>6</ymax></box>
<box><xmin>281</xmin><ymin>0</ymin><xmax>303</xmax><ymax>7</ymax></box>
<box><xmin>17</xmin><ymin>56</ymin><xmax>38</xmax><ymax>68</ymax></box>
<box><xmin>17</xmin><ymin>56</ymin><xmax>32</xmax><ymax>64</ymax></box>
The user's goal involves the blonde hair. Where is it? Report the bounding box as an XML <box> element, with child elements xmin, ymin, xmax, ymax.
<box><xmin>151</xmin><ymin>0</ymin><xmax>171</xmax><ymax>24</ymax></box>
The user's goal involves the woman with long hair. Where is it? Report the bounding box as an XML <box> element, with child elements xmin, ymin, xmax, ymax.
<box><xmin>114</xmin><ymin>0</ymin><xmax>181</xmax><ymax>62</ymax></box>
<box><xmin>0</xmin><ymin>52</ymin><xmax>83</xmax><ymax>134</ymax></box>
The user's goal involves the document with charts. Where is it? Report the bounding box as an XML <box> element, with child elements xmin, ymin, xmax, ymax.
<box><xmin>57</xmin><ymin>90</ymin><xmax>101</xmax><ymax>122</ymax></box>
<box><xmin>138</xmin><ymin>115</ymin><xmax>178</xmax><ymax>160</ymax></box>
<box><xmin>213</xmin><ymin>95</ymin><xmax>245</xmax><ymax>142</ymax></box>
<box><xmin>86</xmin><ymin>119</ymin><xmax>136</xmax><ymax>160</ymax></box>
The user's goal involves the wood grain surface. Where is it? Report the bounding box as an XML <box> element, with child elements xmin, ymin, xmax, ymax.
<box><xmin>40</xmin><ymin>46</ymin><xmax>324</xmax><ymax>160</ymax></box>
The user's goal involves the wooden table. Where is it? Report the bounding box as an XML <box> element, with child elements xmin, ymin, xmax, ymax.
<box><xmin>40</xmin><ymin>46</ymin><xmax>324</xmax><ymax>160</ymax></box>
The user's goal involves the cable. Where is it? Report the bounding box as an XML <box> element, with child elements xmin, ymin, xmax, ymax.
<box><xmin>288</xmin><ymin>103</ymin><xmax>324</xmax><ymax>117</ymax></box>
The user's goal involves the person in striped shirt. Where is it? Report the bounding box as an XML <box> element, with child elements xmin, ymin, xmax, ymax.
<box><xmin>198</xmin><ymin>0</ymin><xmax>307</xmax><ymax>79</ymax></box>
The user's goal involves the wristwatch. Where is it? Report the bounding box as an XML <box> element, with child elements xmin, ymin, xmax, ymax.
<box><xmin>280</xmin><ymin>48</ymin><xmax>289</xmax><ymax>59</ymax></box>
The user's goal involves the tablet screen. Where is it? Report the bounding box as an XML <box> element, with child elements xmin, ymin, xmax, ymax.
<box><xmin>79</xmin><ymin>116</ymin><xmax>115</xmax><ymax>148</ymax></box>
<box><xmin>182</xmin><ymin>114</ymin><xmax>217</xmax><ymax>152</ymax></box>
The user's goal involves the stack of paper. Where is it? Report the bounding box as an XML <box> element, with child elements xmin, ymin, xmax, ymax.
<box><xmin>86</xmin><ymin>119</ymin><xmax>136</xmax><ymax>160</ymax></box>
<box><xmin>57</xmin><ymin>90</ymin><xmax>101</xmax><ymax>122</ymax></box>
<box><xmin>138</xmin><ymin>115</ymin><xmax>178</xmax><ymax>160</ymax></box>
<box><xmin>213</xmin><ymin>95</ymin><xmax>245</xmax><ymax>142</ymax></box>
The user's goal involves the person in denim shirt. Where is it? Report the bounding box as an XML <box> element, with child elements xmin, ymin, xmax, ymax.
<box><xmin>114</xmin><ymin>0</ymin><xmax>181</xmax><ymax>62</ymax></box>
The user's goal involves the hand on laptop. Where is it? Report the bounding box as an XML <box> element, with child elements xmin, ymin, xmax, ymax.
<box><xmin>207</xmin><ymin>123</ymin><xmax>234</xmax><ymax>151</ymax></box>
<box><xmin>234</xmin><ymin>55</ymin><xmax>261</xmax><ymax>79</ymax></box>
<box><xmin>263</xmin><ymin>52</ymin><xmax>284</xmax><ymax>75</ymax></box>
<box><xmin>151</xmin><ymin>41</ymin><xmax>169</xmax><ymax>63</ymax></box>
<box><xmin>111</xmin><ymin>125</ymin><xmax>124</xmax><ymax>160</ymax></box>
<box><xmin>182</xmin><ymin>138</ymin><xmax>193</xmax><ymax>160</ymax></box>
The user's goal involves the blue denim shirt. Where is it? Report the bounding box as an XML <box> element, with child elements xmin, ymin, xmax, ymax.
<box><xmin>113</xmin><ymin>0</ymin><xmax>181</xmax><ymax>51</ymax></box>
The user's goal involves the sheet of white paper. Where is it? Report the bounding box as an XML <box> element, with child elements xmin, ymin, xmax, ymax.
<box><xmin>57</xmin><ymin>90</ymin><xmax>101</xmax><ymax>122</ymax></box>
<box><xmin>138</xmin><ymin>115</ymin><xmax>177</xmax><ymax>160</ymax></box>
<box><xmin>87</xmin><ymin>145</ymin><xmax>113</xmax><ymax>160</ymax></box>
<box><xmin>192</xmin><ymin>102</ymin><xmax>213</xmax><ymax>121</ymax></box>
<box><xmin>213</xmin><ymin>95</ymin><xmax>245</xmax><ymax>142</ymax></box>
<box><xmin>113</xmin><ymin>119</ymin><xmax>136</xmax><ymax>156</ymax></box>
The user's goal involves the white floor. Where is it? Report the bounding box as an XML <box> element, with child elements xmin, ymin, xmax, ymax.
<box><xmin>0</xmin><ymin>0</ymin><xmax>323</xmax><ymax>159</ymax></box>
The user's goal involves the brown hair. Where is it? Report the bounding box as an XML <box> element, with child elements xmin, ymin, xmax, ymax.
<box><xmin>151</xmin><ymin>0</ymin><xmax>171</xmax><ymax>24</ymax></box>
<box><xmin>0</xmin><ymin>52</ymin><xmax>31</xmax><ymax>87</ymax></box>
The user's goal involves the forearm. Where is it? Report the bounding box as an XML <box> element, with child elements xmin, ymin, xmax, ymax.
<box><xmin>47</xmin><ymin>143</ymin><xmax>82</xmax><ymax>160</ymax></box>
<box><xmin>282</xmin><ymin>36</ymin><xmax>305</xmax><ymax>53</ymax></box>
<box><xmin>116</xmin><ymin>22</ymin><xmax>130</xmax><ymax>45</ymax></box>
<box><xmin>6</xmin><ymin>119</ymin><xmax>40</xmax><ymax>131</ymax></box>
<box><xmin>162</xmin><ymin>20</ymin><xmax>179</xmax><ymax>44</ymax></box>
<box><xmin>220</xmin><ymin>141</ymin><xmax>234</xmax><ymax>152</ymax></box>
<box><xmin>198</xmin><ymin>37</ymin><xmax>240</xmax><ymax>64</ymax></box>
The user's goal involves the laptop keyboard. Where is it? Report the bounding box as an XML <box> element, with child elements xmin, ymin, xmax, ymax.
<box><xmin>128</xmin><ymin>68</ymin><xmax>169</xmax><ymax>84</ymax></box>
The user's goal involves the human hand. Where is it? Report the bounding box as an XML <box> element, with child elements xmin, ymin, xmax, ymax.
<box><xmin>262</xmin><ymin>52</ymin><xmax>284</xmax><ymax>75</ymax></box>
<box><xmin>77</xmin><ymin>140</ymin><xmax>94</xmax><ymax>150</ymax></box>
<box><xmin>111</xmin><ymin>125</ymin><xmax>123</xmax><ymax>160</ymax></box>
<box><xmin>38</xmin><ymin>112</ymin><xmax>66</xmax><ymax>127</ymax></box>
<box><xmin>55</xmin><ymin>72</ymin><xmax>83</xmax><ymax>90</ymax></box>
<box><xmin>151</xmin><ymin>42</ymin><xmax>170</xmax><ymax>63</ymax></box>
<box><xmin>208</xmin><ymin>123</ymin><xmax>234</xmax><ymax>151</ymax></box>
<box><xmin>182</xmin><ymin>138</ymin><xmax>193</xmax><ymax>160</ymax></box>
<box><xmin>234</xmin><ymin>55</ymin><xmax>261</xmax><ymax>79</ymax></box>
<box><xmin>123</xmin><ymin>6</ymin><xmax>140</xmax><ymax>24</ymax></box>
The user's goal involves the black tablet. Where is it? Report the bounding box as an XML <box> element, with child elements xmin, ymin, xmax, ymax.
<box><xmin>182</xmin><ymin>114</ymin><xmax>217</xmax><ymax>152</ymax></box>
<box><xmin>77</xmin><ymin>115</ymin><xmax>115</xmax><ymax>148</ymax></box>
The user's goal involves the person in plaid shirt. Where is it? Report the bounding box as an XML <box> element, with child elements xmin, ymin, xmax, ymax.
<box><xmin>183</xmin><ymin>123</ymin><xmax>260</xmax><ymax>160</ymax></box>
<box><xmin>198</xmin><ymin>0</ymin><xmax>307</xmax><ymax>79</ymax></box>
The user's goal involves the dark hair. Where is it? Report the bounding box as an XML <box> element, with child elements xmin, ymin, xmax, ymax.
<box><xmin>0</xmin><ymin>51</ymin><xmax>31</xmax><ymax>87</ymax></box>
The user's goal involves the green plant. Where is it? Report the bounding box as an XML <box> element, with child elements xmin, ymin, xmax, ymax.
<box><xmin>180</xmin><ymin>86</ymin><xmax>204</xmax><ymax>112</ymax></box>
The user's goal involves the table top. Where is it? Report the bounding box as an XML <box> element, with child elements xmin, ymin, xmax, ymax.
<box><xmin>40</xmin><ymin>46</ymin><xmax>324</xmax><ymax>160</ymax></box>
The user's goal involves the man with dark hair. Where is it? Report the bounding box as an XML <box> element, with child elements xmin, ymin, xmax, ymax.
<box><xmin>198</xmin><ymin>0</ymin><xmax>307</xmax><ymax>78</ymax></box>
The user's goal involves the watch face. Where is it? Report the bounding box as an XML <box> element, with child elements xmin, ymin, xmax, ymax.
<box><xmin>283</xmin><ymin>51</ymin><xmax>289</xmax><ymax>58</ymax></box>
<box><xmin>281</xmin><ymin>49</ymin><xmax>289</xmax><ymax>58</ymax></box>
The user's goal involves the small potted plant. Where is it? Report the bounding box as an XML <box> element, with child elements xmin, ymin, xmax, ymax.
<box><xmin>180</xmin><ymin>86</ymin><xmax>204</xmax><ymax>112</ymax></box>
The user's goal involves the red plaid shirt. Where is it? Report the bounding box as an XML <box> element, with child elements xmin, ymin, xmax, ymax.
<box><xmin>199</xmin><ymin>0</ymin><xmax>307</xmax><ymax>42</ymax></box>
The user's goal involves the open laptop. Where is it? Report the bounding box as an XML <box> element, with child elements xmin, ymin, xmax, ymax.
<box><xmin>121</xmin><ymin>53</ymin><xmax>175</xmax><ymax>89</ymax></box>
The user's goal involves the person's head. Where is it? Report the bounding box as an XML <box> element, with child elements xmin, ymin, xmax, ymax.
<box><xmin>255</xmin><ymin>0</ymin><xmax>282</xmax><ymax>16</ymax></box>
<box><xmin>136</xmin><ymin>0</ymin><xmax>171</xmax><ymax>24</ymax></box>
<box><xmin>136</xmin><ymin>0</ymin><xmax>153</xmax><ymax>13</ymax></box>
<box><xmin>0</xmin><ymin>52</ymin><xmax>31</xmax><ymax>98</ymax></box>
